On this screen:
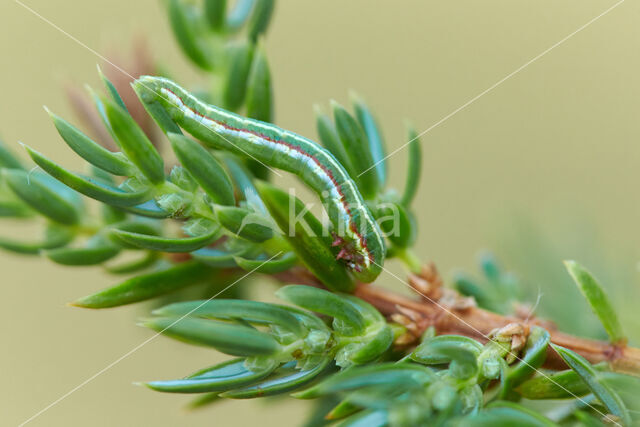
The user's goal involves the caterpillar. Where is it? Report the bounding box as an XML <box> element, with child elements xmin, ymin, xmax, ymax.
<box><xmin>134</xmin><ymin>76</ymin><xmax>385</xmax><ymax>283</ymax></box>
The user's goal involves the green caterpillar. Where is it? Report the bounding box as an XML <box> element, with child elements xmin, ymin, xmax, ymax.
<box><xmin>134</xmin><ymin>76</ymin><xmax>385</xmax><ymax>282</ymax></box>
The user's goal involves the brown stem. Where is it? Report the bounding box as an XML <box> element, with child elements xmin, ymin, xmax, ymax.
<box><xmin>276</xmin><ymin>263</ymin><xmax>640</xmax><ymax>374</ymax></box>
<box><xmin>354</xmin><ymin>281</ymin><xmax>640</xmax><ymax>374</ymax></box>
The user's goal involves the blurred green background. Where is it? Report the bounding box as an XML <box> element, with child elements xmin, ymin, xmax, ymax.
<box><xmin>1</xmin><ymin>0</ymin><xmax>639</xmax><ymax>425</ymax></box>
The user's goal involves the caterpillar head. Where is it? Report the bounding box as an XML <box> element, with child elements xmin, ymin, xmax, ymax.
<box><xmin>331</xmin><ymin>232</ymin><xmax>366</xmax><ymax>273</ymax></box>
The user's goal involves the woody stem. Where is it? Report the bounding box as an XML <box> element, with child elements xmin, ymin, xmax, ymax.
<box><xmin>275</xmin><ymin>263</ymin><xmax>640</xmax><ymax>374</ymax></box>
